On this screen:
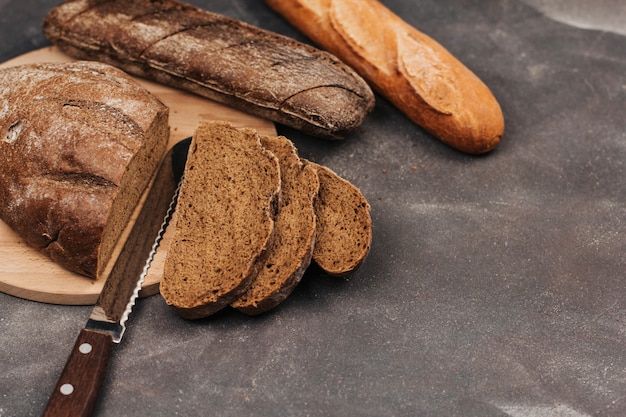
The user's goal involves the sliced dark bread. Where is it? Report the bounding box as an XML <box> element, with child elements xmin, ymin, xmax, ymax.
<box><xmin>309</xmin><ymin>163</ymin><xmax>372</xmax><ymax>277</ymax></box>
<box><xmin>231</xmin><ymin>135</ymin><xmax>319</xmax><ymax>315</ymax></box>
<box><xmin>160</xmin><ymin>121</ymin><xmax>281</xmax><ymax>319</ymax></box>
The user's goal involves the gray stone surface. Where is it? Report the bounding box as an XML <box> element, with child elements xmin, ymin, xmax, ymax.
<box><xmin>1</xmin><ymin>1</ymin><xmax>625</xmax><ymax>416</ymax></box>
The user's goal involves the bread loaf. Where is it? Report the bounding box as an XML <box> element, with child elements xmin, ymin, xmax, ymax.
<box><xmin>309</xmin><ymin>163</ymin><xmax>372</xmax><ymax>277</ymax></box>
<box><xmin>0</xmin><ymin>61</ymin><xmax>169</xmax><ymax>278</ymax></box>
<box><xmin>265</xmin><ymin>0</ymin><xmax>505</xmax><ymax>154</ymax></box>
<box><xmin>160</xmin><ymin>122</ymin><xmax>281</xmax><ymax>319</ymax></box>
<box><xmin>231</xmin><ymin>135</ymin><xmax>319</xmax><ymax>315</ymax></box>
<box><xmin>43</xmin><ymin>0</ymin><xmax>375</xmax><ymax>139</ymax></box>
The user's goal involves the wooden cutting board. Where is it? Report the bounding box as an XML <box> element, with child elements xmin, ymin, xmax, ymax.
<box><xmin>0</xmin><ymin>46</ymin><xmax>276</xmax><ymax>305</ymax></box>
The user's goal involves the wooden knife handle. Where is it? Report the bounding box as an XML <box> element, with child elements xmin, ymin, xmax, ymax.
<box><xmin>42</xmin><ymin>329</ymin><xmax>113</xmax><ymax>417</ymax></box>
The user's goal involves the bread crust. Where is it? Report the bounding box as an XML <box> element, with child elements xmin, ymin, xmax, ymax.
<box><xmin>266</xmin><ymin>0</ymin><xmax>505</xmax><ymax>154</ymax></box>
<box><xmin>43</xmin><ymin>0</ymin><xmax>375</xmax><ymax>139</ymax></box>
<box><xmin>0</xmin><ymin>61</ymin><xmax>169</xmax><ymax>278</ymax></box>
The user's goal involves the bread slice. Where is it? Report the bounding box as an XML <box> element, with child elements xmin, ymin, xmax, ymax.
<box><xmin>160</xmin><ymin>121</ymin><xmax>281</xmax><ymax>319</ymax></box>
<box><xmin>231</xmin><ymin>135</ymin><xmax>319</xmax><ymax>315</ymax></box>
<box><xmin>0</xmin><ymin>61</ymin><xmax>169</xmax><ymax>278</ymax></box>
<box><xmin>309</xmin><ymin>164</ymin><xmax>372</xmax><ymax>277</ymax></box>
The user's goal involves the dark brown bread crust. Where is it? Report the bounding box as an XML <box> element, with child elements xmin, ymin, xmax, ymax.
<box><xmin>43</xmin><ymin>0</ymin><xmax>375</xmax><ymax>139</ymax></box>
<box><xmin>0</xmin><ymin>61</ymin><xmax>169</xmax><ymax>278</ymax></box>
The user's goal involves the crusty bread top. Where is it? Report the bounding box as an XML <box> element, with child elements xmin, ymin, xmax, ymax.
<box><xmin>310</xmin><ymin>163</ymin><xmax>372</xmax><ymax>277</ymax></box>
<box><xmin>0</xmin><ymin>61</ymin><xmax>169</xmax><ymax>278</ymax></box>
<box><xmin>0</xmin><ymin>62</ymin><xmax>164</xmax><ymax>182</ymax></box>
<box><xmin>43</xmin><ymin>0</ymin><xmax>375</xmax><ymax>139</ymax></box>
<box><xmin>231</xmin><ymin>135</ymin><xmax>319</xmax><ymax>315</ymax></box>
<box><xmin>160</xmin><ymin>121</ymin><xmax>281</xmax><ymax>319</ymax></box>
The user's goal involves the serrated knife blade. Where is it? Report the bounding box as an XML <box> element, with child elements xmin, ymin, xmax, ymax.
<box><xmin>41</xmin><ymin>138</ymin><xmax>190</xmax><ymax>417</ymax></box>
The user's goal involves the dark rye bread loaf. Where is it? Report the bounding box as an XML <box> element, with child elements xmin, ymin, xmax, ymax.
<box><xmin>231</xmin><ymin>135</ymin><xmax>319</xmax><ymax>315</ymax></box>
<box><xmin>43</xmin><ymin>0</ymin><xmax>375</xmax><ymax>139</ymax></box>
<box><xmin>309</xmin><ymin>163</ymin><xmax>372</xmax><ymax>277</ymax></box>
<box><xmin>160</xmin><ymin>122</ymin><xmax>281</xmax><ymax>319</ymax></box>
<box><xmin>0</xmin><ymin>61</ymin><xmax>169</xmax><ymax>278</ymax></box>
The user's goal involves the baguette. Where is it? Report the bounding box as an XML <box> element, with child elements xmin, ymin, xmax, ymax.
<box><xmin>43</xmin><ymin>0</ymin><xmax>375</xmax><ymax>139</ymax></box>
<box><xmin>266</xmin><ymin>0</ymin><xmax>505</xmax><ymax>154</ymax></box>
<box><xmin>0</xmin><ymin>61</ymin><xmax>169</xmax><ymax>278</ymax></box>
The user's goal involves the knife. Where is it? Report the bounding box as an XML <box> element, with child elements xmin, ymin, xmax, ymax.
<box><xmin>41</xmin><ymin>138</ymin><xmax>191</xmax><ymax>417</ymax></box>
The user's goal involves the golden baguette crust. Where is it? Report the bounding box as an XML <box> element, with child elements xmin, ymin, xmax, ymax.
<box><xmin>43</xmin><ymin>0</ymin><xmax>375</xmax><ymax>139</ymax></box>
<box><xmin>266</xmin><ymin>0</ymin><xmax>505</xmax><ymax>154</ymax></box>
<box><xmin>0</xmin><ymin>61</ymin><xmax>169</xmax><ymax>278</ymax></box>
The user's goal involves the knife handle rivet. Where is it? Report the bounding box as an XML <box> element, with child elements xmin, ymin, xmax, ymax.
<box><xmin>60</xmin><ymin>383</ymin><xmax>74</xmax><ymax>396</ymax></box>
<box><xmin>79</xmin><ymin>343</ymin><xmax>93</xmax><ymax>354</ymax></box>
